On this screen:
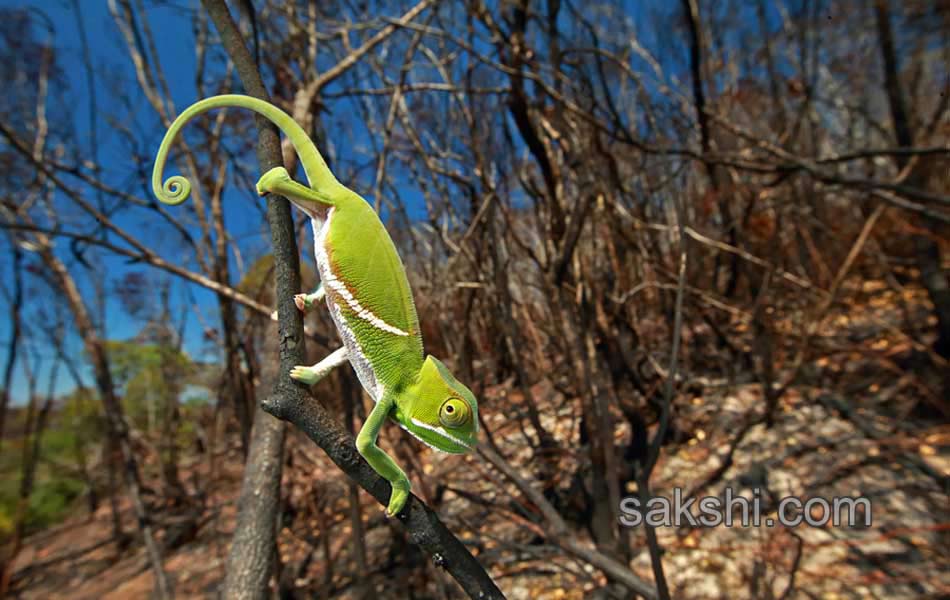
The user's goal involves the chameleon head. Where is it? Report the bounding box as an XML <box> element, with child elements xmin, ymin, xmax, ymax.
<box><xmin>399</xmin><ymin>355</ymin><xmax>479</xmax><ymax>454</ymax></box>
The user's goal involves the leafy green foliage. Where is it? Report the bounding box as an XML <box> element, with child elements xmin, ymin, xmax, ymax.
<box><xmin>0</xmin><ymin>389</ymin><xmax>99</xmax><ymax>540</ymax></box>
<box><xmin>104</xmin><ymin>340</ymin><xmax>193</xmax><ymax>431</ymax></box>
<box><xmin>0</xmin><ymin>462</ymin><xmax>87</xmax><ymax>539</ymax></box>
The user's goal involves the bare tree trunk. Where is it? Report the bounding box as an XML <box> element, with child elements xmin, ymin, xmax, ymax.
<box><xmin>157</xmin><ymin>285</ymin><xmax>186</xmax><ymax>503</ymax></box>
<box><xmin>683</xmin><ymin>0</ymin><xmax>740</xmax><ymax>297</ymax></box>
<box><xmin>200</xmin><ymin>0</ymin><xmax>291</xmax><ymax>596</ymax></box>
<box><xmin>874</xmin><ymin>0</ymin><xmax>950</xmax><ymax>359</ymax></box>
<box><xmin>222</xmin><ymin>406</ymin><xmax>286</xmax><ymax>598</ymax></box>
<box><xmin>105</xmin><ymin>439</ymin><xmax>126</xmax><ymax>544</ymax></box>
<box><xmin>221</xmin><ymin>298</ymin><xmax>256</xmax><ymax>456</ymax></box>
<box><xmin>0</xmin><ymin>244</ymin><xmax>23</xmax><ymax>451</ymax></box>
<box><xmin>486</xmin><ymin>207</ymin><xmax>554</xmax><ymax>451</ymax></box>
<box><xmin>38</xmin><ymin>243</ymin><xmax>173</xmax><ymax>599</ymax></box>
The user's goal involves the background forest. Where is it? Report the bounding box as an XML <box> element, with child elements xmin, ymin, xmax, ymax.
<box><xmin>0</xmin><ymin>0</ymin><xmax>947</xmax><ymax>598</ymax></box>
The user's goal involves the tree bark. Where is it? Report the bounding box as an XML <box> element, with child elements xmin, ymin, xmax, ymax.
<box><xmin>200</xmin><ymin>1</ymin><xmax>291</xmax><ymax>597</ymax></box>
<box><xmin>874</xmin><ymin>0</ymin><xmax>950</xmax><ymax>358</ymax></box>
<box><xmin>221</xmin><ymin>406</ymin><xmax>286</xmax><ymax>598</ymax></box>
<box><xmin>0</xmin><ymin>244</ymin><xmax>23</xmax><ymax>452</ymax></box>
<box><xmin>683</xmin><ymin>0</ymin><xmax>740</xmax><ymax>297</ymax></box>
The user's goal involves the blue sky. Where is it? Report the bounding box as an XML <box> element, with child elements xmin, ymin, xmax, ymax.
<box><xmin>1</xmin><ymin>0</ymin><xmax>211</xmax><ymax>404</ymax></box>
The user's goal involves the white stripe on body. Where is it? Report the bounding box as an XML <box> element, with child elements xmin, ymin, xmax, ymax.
<box><xmin>312</xmin><ymin>210</ymin><xmax>409</xmax><ymax>338</ymax></box>
<box><xmin>312</xmin><ymin>210</ymin><xmax>403</xmax><ymax>402</ymax></box>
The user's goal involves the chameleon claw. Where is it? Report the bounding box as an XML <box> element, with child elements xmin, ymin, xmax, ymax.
<box><xmin>289</xmin><ymin>365</ymin><xmax>320</xmax><ymax>385</ymax></box>
<box><xmin>294</xmin><ymin>289</ymin><xmax>323</xmax><ymax>312</ymax></box>
<box><xmin>385</xmin><ymin>482</ymin><xmax>410</xmax><ymax>517</ymax></box>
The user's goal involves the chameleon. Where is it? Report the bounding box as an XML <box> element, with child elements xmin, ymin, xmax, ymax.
<box><xmin>152</xmin><ymin>95</ymin><xmax>478</xmax><ymax>516</ymax></box>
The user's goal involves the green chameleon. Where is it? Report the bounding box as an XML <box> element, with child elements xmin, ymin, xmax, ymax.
<box><xmin>152</xmin><ymin>95</ymin><xmax>478</xmax><ymax>516</ymax></box>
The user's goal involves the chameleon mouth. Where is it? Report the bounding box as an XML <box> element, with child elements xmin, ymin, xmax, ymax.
<box><xmin>287</xmin><ymin>196</ymin><xmax>328</xmax><ymax>221</ymax></box>
<box><xmin>409</xmin><ymin>418</ymin><xmax>474</xmax><ymax>451</ymax></box>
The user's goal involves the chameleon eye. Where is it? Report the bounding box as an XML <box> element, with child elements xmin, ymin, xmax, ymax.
<box><xmin>439</xmin><ymin>398</ymin><xmax>470</xmax><ymax>428</ymax></box>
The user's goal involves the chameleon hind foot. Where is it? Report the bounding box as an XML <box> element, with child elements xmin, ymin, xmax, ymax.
<box><xmin>289</xmin><ymin>347</ymin><xmax>348</xmax><ymax>385</ymax></box>
<box><xmin>289</xmin><ymin>365</ymin><xmax>321</xmax><ymax>385</ymax></box>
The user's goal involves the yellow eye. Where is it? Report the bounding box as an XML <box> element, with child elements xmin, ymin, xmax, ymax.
<box><xmin>439</xmin><ymin>398</ymin><xmax>471</xmax><ymax>428</ymax></box>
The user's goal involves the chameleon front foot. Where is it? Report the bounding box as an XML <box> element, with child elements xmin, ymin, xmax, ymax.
<box><xmin>293</xmin><ymin>294</ymin><xmax>310</xmax><ymax>311</ymax></box>
<box><xmin>294</xmin><ymin>283</ymin><xmax>326</xmax><ymax>312</ymax></box>
<box><xmin>289</xmin><ymin>347</ymin><xmax>349</xmax><ymax>386</ymax></box>
<box><xmin>255</xmin><ymin>166</ymin><xmax>293</xmax><ymax>196</ymax></box>
<box><xmin>385</xmin><ymin>480</ymin><xmax>411</xmax><ymax>517</ymax></box>
<box><xmin>357</xmin><ymin>396</ymin><xmax>413</xmax><ymax>517</ymax></box>
<box><xmin>293</xmin><ymin>284</ymin><xmax>324</xmax><ymax>312</ymax></box>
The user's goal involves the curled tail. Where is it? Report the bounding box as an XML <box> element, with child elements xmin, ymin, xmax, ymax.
<box><xmin>152</xmin><ymin>94</ymin><xmax>343</xmax><ymax>205</ymax></box>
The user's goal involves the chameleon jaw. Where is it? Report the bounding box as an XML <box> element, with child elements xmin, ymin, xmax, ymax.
<box><xmin>408</xmin><ymin>418</ymin><xmax>474</xmax><ymax>453</ymax></box>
